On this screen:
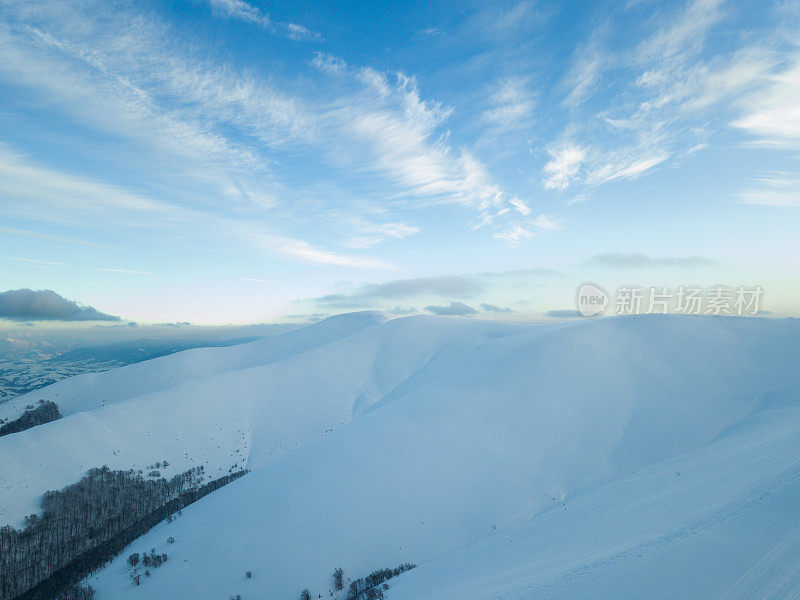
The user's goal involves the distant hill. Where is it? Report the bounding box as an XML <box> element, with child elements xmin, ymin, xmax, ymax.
<box><xmin>0</xmin><ymin>324</ymin><xmax>298</xmax><ymax>402</ymax></box>
<box><xmin>47</xmin><ymin>335</ymin><xmax>263</xmax><ymax>365</ymax></box>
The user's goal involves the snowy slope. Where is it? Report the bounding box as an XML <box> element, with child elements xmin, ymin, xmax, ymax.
<box><xmin>384</xmin><ymin>404</ymin><xmax>800</xmax><ymax>600</ymax></box>
<box><xmin>0</xmin><ymin>311</ymin><xmax>390</xmax><ymax>525</ymax></box>
<box><xmin>2</xmin><ymin>313</ymin><xmax>799</xmax><ymax>600</ymax></box>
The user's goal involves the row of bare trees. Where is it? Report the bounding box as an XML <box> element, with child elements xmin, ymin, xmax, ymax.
<box><xmin>0</xmin><ymin>465</ymin><xmax>244</xmax><ymax>600</ymax></box>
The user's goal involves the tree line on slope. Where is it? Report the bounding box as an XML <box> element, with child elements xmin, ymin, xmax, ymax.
<box><xmin>0</xmin><ymin>465</ymin><xmax>245</xmax><ymax>600</ymax></box>
<box><xmin>0</xmin><ymin>401</ymin><xmax>61</xmax><ymax>437</ymax></box>
<box><xmin>295</xmin><ymin>564</ymin><xmax>416</xmax><ymax>600</ymax></box>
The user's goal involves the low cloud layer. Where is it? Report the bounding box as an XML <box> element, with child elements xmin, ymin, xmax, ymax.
<box><xmin>316</xmin><ymin>275</ymin><xmax>486</xmax><ymax>308</ymax></box>
<box><xmin>312</xmin><ymin>268</ymin><xmax>560</xmax><ymax>309</ymax></box>
<box><xmin>480</xmin><ymin>303</ymin><xmax>512</xmax><ymax>313</ymax></box>
<box><xmin>0</xmin><ymin>289</ymin><xmax>120</xmax><ymax>322</ymax></box>
<box><xmin>424</xmin><ymin>301</ymin><xmax>477</xmax><ymax>316</ymax></box>
<box><xmin>589</xmin><ymin>253</ymin><xmax>716</xmax><ymax>268</ymax></box>
<box><xmin>544</xmin><ymin>309</ymin><xmax>583</xmax><ymax>318</ymax></box>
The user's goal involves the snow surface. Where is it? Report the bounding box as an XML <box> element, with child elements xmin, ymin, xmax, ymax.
<box><xmin>1</xmin><ymin>313</ymin><xmax>799</xmax><ymax>599</ymax></box>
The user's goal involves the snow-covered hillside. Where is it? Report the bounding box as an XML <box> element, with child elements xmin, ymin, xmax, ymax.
<box><xmin>2</xmin><ymin>313</ymin><xmax>799</xmax><ymax>600</ymax></box>
<box><xmin>0</xmin><ymin>311</ymin><xmax>390</xmax><ymax>525</ymax></box>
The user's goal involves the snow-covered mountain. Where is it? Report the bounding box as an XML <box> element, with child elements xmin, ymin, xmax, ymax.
<box><xmin>2</xmin><ymin>312</ymin><xmax>799</xmax><ymax>600</ymax></box>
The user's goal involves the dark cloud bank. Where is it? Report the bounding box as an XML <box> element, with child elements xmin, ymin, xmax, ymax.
<box><xmin>0</xmin><ymin>289</ymin><xmax>120</xmax><ymax>322</ymax></box>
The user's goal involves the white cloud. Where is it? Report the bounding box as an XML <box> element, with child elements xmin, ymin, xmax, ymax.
<box><xmin>0</xmin><ymin>144</ymin><xmax>390</xmax><ymax>269</ymax></box>
<box><xmin>311</xmin><ymin>52</ymin><xmax>347</xmax><ymax>75</ymax></box>
<box><xmin>589</xmin><ymin>151</ymin><xmax>670</xmax><ymax>185</ymax></box>
<box><xmin>493</xmin><ymin>215</ymin><xmax>560</xmax><ymax>243</ymax></box>
<box><xmin>284</xmin><ymin>23</ymin><xmax>320</xmax><ymax>41</ymax></box>
<box><xmin>493</xmin><ymin>224</ymin><xmax>533</xmax><ymax>244</ymax></box>
<box><xmin>345</xmin><ymin>221</ymin><xmax>420</xmax><ymax>249</ymax></box>
<box><xmin>636</xmin><ymin>0</ymin><xmax>723</xmax><ymax>61</ymax></box>
<box><xmin>206</xmin><ymin>0</ymin><xmax>266</xmax><ymax>25</ymax></box>
<box><xmin>0</xmin><ymin>226</ymin><xmax>112</xmax><ymax>247</ymax></box>
<box><xmin>482</xmin><ymin>76</ymin><xmax>535</xmax><ymax>130</ymax></box>
<box><xmin>101</xmin><ymin>268</ymin><xmax>150</xmax><ymax>274</ymax></box>
<box><xmin>509</xmin><ymin>196</ymin><xmax>531</xmax><ymax>215</ymax></box>
<box><xmin>6</xmin><ymin>257</ymin><xmax>65</xmax><ymax>266</ymax></box>
<box><xmin>737</xmin><ymin>176</ymin><xmax>800</xmax><ymax>207</ymax></box>
<box><xmin>563</xmin><ymin>34</ymin><xmax>605</xmax><ymax>108</ymax></box>
<box><xmin>228</xmin><ymin>229</ymin><xmax>393</xmax><ymax>269</ymax></box>
<box><xmin>0</xmin><ymin>20</ymin><xmax>288</xmax><ymax>206</ymax></box>
<box><xmin>0</xmin><ymin>2</ymin><xmax>536</xmax><ymax>249</ymax></box>
<box><xmin>531</xmin><ymin>214</ymin><xmax>562</xmax><ymax>231</ymax></box>
<box><xmin>204</xmin><ymin>0</ymin><xmax>321</xmax><ymax>40</ymax></box>
<box><xmin>0</xmin><ymin>143</ymin><xmax>173</xmax><ymax>219</ymax></box>
<box><xmin>542</xmin><ymin>144</ymin><xmax>586</xmax><ymax>190</ymax></box>
<box><xmin>544</xmin><ymin>0</ymin><xmax>782</xmax><ymax>196</ymax></box>
<box><xmin>487</xmin><ymin>1</ymin><xmax>540</xmax><ymax>36</ymax></box>
<box><xmin>733</xmin><ymin>56</ymin><xmax>800</xmax><ymax>146</ymax></box>
<box><xmin>324</xmin><ymin>66</ymin><xmax>525</xmax><ymax>224</ymax></box>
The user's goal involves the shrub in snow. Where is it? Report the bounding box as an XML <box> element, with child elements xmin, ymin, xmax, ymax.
<box><xmin>333</xmin><ymin>567</ymin><xmax>344</xmax><ymax>591</ymax></box>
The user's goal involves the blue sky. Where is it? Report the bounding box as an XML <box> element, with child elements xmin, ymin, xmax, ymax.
<box><xmin>1</xmin><ymin>0</ymin><xmax>798</xmax><ymax>324</ymax></box>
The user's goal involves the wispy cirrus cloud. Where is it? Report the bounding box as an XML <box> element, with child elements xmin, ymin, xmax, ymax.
<box><xmin>0</xmin><ymin>142</ymin><xmax>175</xmax><ymax>221</ymax></box>
<box><xmin>0</xmin><ymin>227</ymin><xmax>113</xmax><ymax>248</ymax></box>
<box><xmin>563</xmin><ymin>33</ymin><xmax>606</xmax><ymax>108</ymax></box>
<box><xmin>0</xmin><ymin>19</ymin><xmax>284</xmax><ymax>206</ymax></box>
<box><xmin>0</xmin><ymin>1</ymin><xmax>537</xmax><ymax>271</ymax></box>
<box><xmin>589</xmin><ymin>252</ymin><xmax>716</xmax><ymax>267</ymax></box>
<box><xmin>343</xmin><ymin>221</ymin><xmax>421</xmax><ymax>249</ymax></box>
<box><xmin>636</xmin><ymin>0</ymin><xmax>723</xmax><ymax>61</ymax></box>
<box><xmin>492</xmin><ymin>224</ymin><xmax>534</xmax><ymax>244</ymax></box>
<box><xmin>737</xmin><ymin>175</ymin><xmax>800</xmax><ymax>207</ymax></box>
<box><xmin>0</xmin><ymin>143</ymin><xmax>390</xmax><ymax>269</ymax></box>
<box><xmin>543</xmin><ymin>143</ymin><xmax>586</xmax><ymax>190</ymax></box>
<box><xmin>733</xmin><ymin>56</ymin><xmax>800</xmax><ymax>147</ymax></box>
<box><xmin>16</xmin><ymin>1</ymin><xmax>541</xmax><ymax>232</ymax></box>
<box><xmin>543</xmin><ymin>0</ymin><xmax>795</xmax><ymax>196</ymax></box>
<box><xmin>5</xmin><ymin>257</ymin><xmax>65</xmax><ymax>266</ymax></box>
<box><xmin>100</xmin><ymin>268</ymin><xmax>150</xmax><ymax>275</ymax></box>
<box><xmin>482</xmin><ymin>76</ymin><xmax>535</xmax><ymax>131</ymax></box>
<box><xmin>312</xmin><ymin>54</ymin><xmax>536</xmax><ymax>230</ymax></box>
<box><xmin>588</xmin><ymin>152</ymin><xmax>670</xmax><ymax>185</ymax></box>
<box><xmin>492</xmin><ymin>215</ymin><xmax>561</xmax><ymax>244</ymax></box>
<box><xmin>204</xmin><ymin>0</ymin><xmax>321</xmax><ymax>40</ymax></box>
